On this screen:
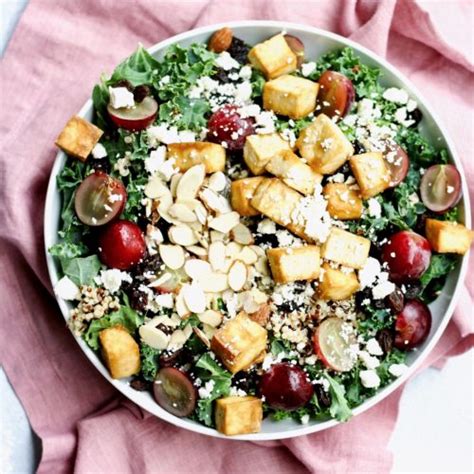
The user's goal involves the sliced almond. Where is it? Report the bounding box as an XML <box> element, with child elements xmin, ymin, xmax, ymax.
<box><xmin>250</xmin><ymin>245</ymin><xmax>266</xmax><ymax>257</ymax></box>
<box><xmin>159</xmin><ymin>244</ymin><xmax>185</xmax><ymax>270</ymax></box>
<box><xmin>210</xmin><ymin>230</ymin><xmax>225</xmax><ymax>243</ymax></box>
<box><xmin>186</xmin><ymin>245</ymin><xmax>208</xmax><ymax>257</ymax></box>
<box><xmin>156</xmin><ymin>190</ymin><xmax>173</xmax><ymax>214</ymax></box>
<box><xmin>237</xmin><ymin>246</ymin><xmax>258</xmax><ymax>265</ymax></box>
<box><xmin>169</xmin><ymin>203</ymin><xmax>197</xmax><ymax>223</ymax></box>
<box><xmin>176</xmin><ymin>164</ymin><xmax>205</xmax><ymax>201</ymax></box>
<box><xmin>193</xmin><ymin>326</ymin><xmax>211</xmax><ymax>348</ymax></box>
<box><xmin>148</xmin><ymin>272</ymin><xmax>172</xmax><ymax>289</ymax></box>
<box><xmin>199</xmin><ymin>272</ymin><xmax>229</xmax><ymax>292</ymax></box>
<box><xmin>182</xmin><ymin>283</ymin><xmax>206</xmax><ymax>313</ymax></box>
<box><xmin>202</xmin><ymin>323</ymin><xmax>217</xmax><ymax>340</ymax></box>
<box><xmin>168</xmin><ymin>329</ymin><xmax>188</xmax><ymax>350</ymax></box>
<box><xmin>226</xmin><ymin>242</ymin><xmax>242</xmax><ymax>259</ymax></box>
<box><xmin>148</xmin><ymin>315</ymin><xmax>180</xmax><ymax>328</ymax></box>
<box><xmin>139</xmin><ymin>324</ymin><xmax>170</xmax><ymax>350</ymax></box>
<box><xmin>231</xmin><ymin>223</ymin><xmax>254</xmax><ymax>245</ymax></box>
<box><xmin>221</xmin><ymin>257</ymin><xmax>234</xmax><ymax>274</ymax></box>
<box><xmin>194</xmin><ymin>201</ymin><xmax>208</xmax><ymax>225</ymax></box>
<box><xmin>199</xmin><ymin>188</ymin><xmax>232</xmax><ymax>214</ymax></box>
<box><xmin>198</xmin><ymin>309</ymin><xmax>223</xmax><ymax>327</ymax></box>
<box><xmin>170</xmin><ymin>173</ymin><xmax>182</xmax><ymax>197</ymax></box>
<box><xmin>255</xmin><ymin>257</ymin><xmax>270</xmax><ymax>276</ymax></box>
<box><xmin>176</xmin><ymin>288</ymin><xmax>190</xmax><ymax>317</ymax></box>
<box><xmin>209</xmin><ymin>241</ymin><xmax>226</xmax><ymax>271</ymax></box>
<box><xmin>228</xmin><ymin>261</ymin><xmax>247</xmax><ymax>292</ymax></box>
<box><xmin>144</xmin><ymin>176</ymin><xmax>168</xmax><ymax>199</ymax></box>
<box><xmin>208</xmin><ymin>212</ymin><xmax>240</xmax><ymax>234</ymax></box>
<box><xmin>184</xmin><ymin>259</ymin><xmax>212</xmax><ymax>280</ymax></box>
<box><xmin>168</xmin><ymin>224</ymin><xmax>198</xmax><ymax>246</ymax></box>
<box><xmin>208</xmin><ymin>171</ymin><xmax>227</xmax><ymax>192</ymax></box>
<box><xmin>182</xmin><ymin>323</ymin><xmax>193</xmax><ymax>339</ymax></box>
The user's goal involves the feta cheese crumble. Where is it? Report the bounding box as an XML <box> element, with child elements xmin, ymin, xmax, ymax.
<box><xmin>91</xmin><ymin>143</ymin><xmax>107</xmax><ymax>159</ymax></box>
<box><xmin>301</xmin><ymin>62</ymin><xmax>316</xmax><ymax>77</ymax></box>
<box><xmin>95</xmin><ymin>269</ymin><xmax>132</xmax><ymax>294</ymax></box>
<box><xmin>388</xmin><ymin>363</ymin><xmax>409</xmax><ymax>377</ymax></box>
<box><xmin>360</xmin><ymin>369</ymin><xmax>381</xmax><ymax>388</ymax></box>
<box><xmin>108</xmin><ymin>86</ymin><xmax>135</xmax><ymax>109</ymax></box>
<box><xmin>54</xmin><ymin>276</ymin><xmax>80</xmax><ymax>301</ymax></box>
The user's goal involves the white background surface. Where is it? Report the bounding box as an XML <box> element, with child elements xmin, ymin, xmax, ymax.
<box><xmin>1</xmin><ymin>1</ymin><xmax>473</xmax><ymax>472</ymax></box>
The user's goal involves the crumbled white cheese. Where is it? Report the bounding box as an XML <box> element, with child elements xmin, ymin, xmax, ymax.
<box><xmin>366</xmin><ymin>338</ymin><xmax>384</xmax><ymax>356</ymax></box>
<box><xmin>358</xmin><ymin>257</ymin><xmax>382</xmax><ymax>288</ymax></box>
<box><xmin>300</xmin><ymin>414</ymin><xmax>310</xmax><ymax>425</ymax></box>
<box><xmin>257</xmin><ymin>218</ymin><xmax>276</xmax><ymax>234</ymax></box>
<box><xmin>357</xmin><ymin>98</ymin><xmax>382</xmax><ymax>121</ymax></box>
<box><xmin>388</xmin><ymin>363</ymin><xmax>409</xmax><ymax>377</ymax></box>
<box><xmin>239</xmin><ymin>65</ymin><xmax>252</xmax><ymax>80</ymax></box>
<box><xmin>235</xmin><ymin>82</ymin><xmax>252</xmax><ymax>102</ymax></box>
<box><xmin>108</xmin><ymin>86</ymin><xmax>135</xmax><ymax>109</ymax></box>
<box><xmin>155</xmin><ymin>293</ymin><xmax>174</xmax><ymax>309</ymax></box>
<box><xmin>215</xmin><ymin>52</ymin><xmax>240</xmax><ymax>70</ymax></box>
<box><xmin>406</xmin><ymin>99</ymin><xmax>417</xmax><ymax>112</ymax></box>
<box><xmin>360</xmin><ymin>369</ymin><xmax>381</xmax><ymax>388</ymax></box>
<box><xmin>301</xmin><ymin>62</ymin><xmax>316</xmax><ymax>77</ymax></box>
<box><xmin>255</xmin><ymin>110</ymin><xmax>277</xmax><ymax>134</ymax></box>
<box><xmin>91</xmin><ymin>143</ymin><xmax>107</xmax><ymax>159</ymax></box>
<box><xmin>229</xmin><ymin>386</ymin><xmax>247</xmax><ymax>397</ymax></box>
<box><xmin>327</xmin><ymin>173</ymin><xmax>345</xmax><ymax>184</ymax></box>
<box><xmin>147</xmin><ymin>124</ymin><xmax>196</xmax><ymax>146</ymax></box>
<box><xmin>54</xmin><ymin>276</ymin><xmax>80</xmax><ymax>300</ymax></box>
<box><xmin>114</xmin><ymin>156</ymin><xmax>131</xmax><ymax>177</ymax></box>
<box><xmin>372</xmin><ymin>280</ymin><xmax>396</xmax><ymax>300</ymax></box>
<box><xmin>359</xmin><ymin>350</ymin><xmax>380</xmax><ymax>369</ymax></box>
<box><xmin>382</xmin><ymin>87</ymin><xmax>409</xmax><ymax>104</ymax></box>
<box><xmin>145</xmin><ymin>146</ymin><xmax>167</xmax><ymax>175</ymax></box>
<box><xmin>367</xmin><ymin>198</ymin><xmax>382</xmax><ymax>218</ymax></box>
<box><xmin>95</xmin><ymin>269</ymin><xmax>132</xmax><ymax>294</ymax></box>
<box><xmin>198</xmin><ymin>380</ymin><xmax>215</xmax><ymax>399</ymax></box>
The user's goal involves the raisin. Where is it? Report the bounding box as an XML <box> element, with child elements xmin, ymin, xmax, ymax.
<box><xmin>133</xmin><ymin>85</ymin><xmax>151</xmax><ymax>103</ymax></box>
<box><xmin>227</xmin><ymin>37</ymin><xmax>250</xmax><ymax>64</ymax></box>
<box><xmin>254</xmin><ymin>233</ymin><xmax>279</xmax><ymax>247</ymax></box>
<box><xmin>355</xmin><ymin>287</ymin><xmax>372</xmax><ymax>309</ymax></box>
<box><xmin>314</xmin><ymin>384</ymin><xmax>331</xmax><ymax>408</ymax></box>
<box><xmin>212</xmin><ymin>67</ymin><xmax>232</xmax><ymax>83</ymax></box>
<box><xmin>113</xmin><ymin>79</ymin><xmax>134</xmax><ymax>92</ymax></box>
<box><xmin>130</xmin><ymin>378</ymin><xmax>150</xmax><ymax>391</ymax></box>
<box><xmin>385</xmin><ymin>286</ymin><xmax>405</xmax><ymax>313</ymax></box>
<box><xmin>353</xmin><ymin>141</ymin><xmax>366</xmax><ymax>155</ymax></box>
<box><xmin>407</xmin><ymin>108</ymin><xmax>423</xmax><ymax>127</ymax></box>
<box><xmin>89</xmin><ymin>157</ymin><xmax>111</xmax><ymax>174</ymax></box>
<box><xmin>159</xmin><ymin>347</ymin><xmax>193</xmax><ymax>368</ymax></box>
<box><xmin>414</xmin><ymin>213</ymin><xmax>427</xmax><ymax>235</ymax></box>
<box><xmin>156</xmin><ymin>323</ymin><xmax>173</xmax><ymax>335</ymax></box>
<box><xmin>376</xmin><ymin>328</ymin><xmax>394</xmax><ymax>355</ymax></box>
<box><xmin>232</xmin><ymin>370</ymin><xmax>259</xmax><ymax>393</ymax></box>
<box><xmin>404</xmin><ymin>281</ymin><xmax>422</xmax><ymax>300</ymax></box>
<box><xmin>127</xmin><ymin>284</ymin><xmax>148</xmax><ymax>312</ymax></box>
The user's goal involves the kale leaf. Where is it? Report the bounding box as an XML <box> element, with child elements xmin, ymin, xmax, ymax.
<box><xmin>140</xmin><ymin>344</ymin><xmax>160</xmax><ymax>381</ymax></box>
<box><xmin>419</xmin><ymin>254</ymin><xmax>458</xmax><ymax>303</ymax></box>
<box><xmin>325</xmin><ymin>374</ymin><xmax>353</xmax><ymax>422</ymax></box>
<box><xmin>62</xmin><ymin>255</ymin><xmax>101</xmax><ymax>286</ymax></box>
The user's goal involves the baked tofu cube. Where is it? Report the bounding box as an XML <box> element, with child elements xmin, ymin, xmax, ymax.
<box><xmin>244</xmin><ymin>133</ymin><xmax>290</xmax><ymax>175</ymax></box>
<box><xmin>215</xmin><ymin>396</ymin><xmax>263</xmax><ymax>435</ymax></box>
<box><xmin>425</xmin><ymin>218</ymin><xmax>474</xmax><ymax>254</ymax></box>
<box><xmin>55</xmin><ymin>115</ymin><xmax>103</xmax><ymax>162</ymax></box>
<box><xmin>251</xmin><ymin>178</ymin><xmax>309</xmax><ymax>241</ymax></box>
<box><xmin>167</xmin><ymin>142</ymin><xmax>225</xmax><ymax>173</ymax></box>
<box><xmin>230</xmin><ymin>177</ymin><xmax>265</xmax><ymax>216</ymax></box>
<box><xmin>210</xmin><ymin>312</ymin><xmax>267</xmax><ymax>374</ymax></box>
<box><xmin>265</xmin><ymin>150</ymin><xmax>323</xmax><ymax>195</ymax></box>
<box><xmin>321</xmin><ymin>228</ymin><xmax>370</xmax><ymax>269</ymax></box>
<box><xmin>263</xmin><ymin>75</ymin><xmax>319</xmax><ymax>119</ymax></box>
<box><xmin>267</xmin><ymin>246</ymin><xmax>321</xmax><ymax>283</ymax></box>
<box><xmin>248</xmin><ymin>34</ymin><xmax>297</xmax><ymax>79</ymax></box>
<box><xmin>296</xmin><ymin>114</ymin><xmax>353</xmax><ymax>174</ymax></box>
<box><xmin>319</xmin><ymin>263</ymin><xmax>359</xmax><ymax>300</ymax></box>
<box><xmin>323</xmin><ymin>183</ymin><xmax>363</xmax><ymax>220</ymax></box>
<box><xmin>99</xmin><ymin>326</ymin><xmax>140</xmax><ymax>379</ymax></box>
<box><xmin>350</xmin><ymin>152</ymin><xmax>391</xmax><ymax>199</ymax></box>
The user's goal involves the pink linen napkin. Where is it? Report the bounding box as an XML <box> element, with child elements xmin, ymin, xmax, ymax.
<box><xmin>0</xmin><ymin>0</ymin><xmax>472</xmax><ymax>472</ymax></box>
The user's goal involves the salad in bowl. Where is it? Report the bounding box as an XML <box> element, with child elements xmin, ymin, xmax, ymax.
<box><xmin>49</xmin><ymin>24</ymin><xmax>473</xmax><ymax>437</ymax></box>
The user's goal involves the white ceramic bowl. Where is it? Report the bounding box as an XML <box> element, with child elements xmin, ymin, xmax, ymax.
<box><xmin>44</xmin><ymin>20</ymin><xmax>471</xmax><ymax>440</ymax></box>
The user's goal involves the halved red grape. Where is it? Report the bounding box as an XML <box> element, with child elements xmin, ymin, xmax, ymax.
<box><xmin>260</xmin><ymin>363</ymin><xmax>313</xmax><ymax>410</ymax></box>
<box><xmin>317</xmin><ymin>70</ymin><xmax>355</xmax><ymax>119</ymax></box>
<box><xmin>381</xmin><ymin>231</ymin><xmax>431</xmax><ymax>283</ymax></box>
<box><xmin>98</xmin><ymin>220</ymin><xmax>146</xmax><ymax>270</ymax></box>
<box><xmin>312</xmin><ymin>317</ymin><xmax>357</xmax><ymax>372</ymax></box>
<box><xmin>207</xmin><ymin>105</ymin><xmax>255</xmax><ymax>151</ymax></box>
<box><xmin>394</xmin><ymin>299</ymin><xmax>432</xmax><ymax>350</ymax></box>
<box><xmin>420</xmin><ymin>164</ymin><xmax>461</xmax><ymax>213</ymax></box>
<box><xmin>107</xmin><ymin>96</ymin><xmax>158</xmax><ymax>131</ymax></box>
<box><xmin>284</xmin><ymin>34</ymin><xmax>305</xmax><ymax>67</ymax></box>
<box><xmin>153</xmin><ymin>367</ymin><xmax>196</xmax><ymax>417</ymax></box>
<box><xmin>75</xmin><ymin>171</ymin><xmax>126</xmax><ymax>226</ymax></box>
<box><xmin>385</xmin><ymin>144</ymin><xmax>409</xmax><ymax>187</ymax></box>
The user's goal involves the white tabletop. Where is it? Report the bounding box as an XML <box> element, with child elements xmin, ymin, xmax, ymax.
<box><xmin>1</xmin><ymin>2</ymin><xmax>472</xmax><ymax>472</ymax></box>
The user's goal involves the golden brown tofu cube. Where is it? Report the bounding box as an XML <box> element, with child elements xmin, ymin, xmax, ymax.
<box><xmin>243</xmin><ymin>133</ymin><xmax>290</xmax><ymax>175</ymax></box>
<box><xmin>319</xmin><ymin>263</ymin><xmax>359</xmax><ymax>300</ymax></box>
<box><xmin>230</xmin><ymin>177</ymin><xmax>265</xmax><ymax>216</ymax></box>
<box><xmin>215</xmin><ymin>396</ymin><xmax>263</xmax><ymax>435</ymax></box>
<box><xmin>251</xmin><ymin>178</ymin><xmax>310</xmax><ymax>241</ymax></box>
<box><xmin>99</xmin><ymin>325</ymin><xmax>140</xmax><ymax>379</ymax></box>
<box><xmin>55</xmin><ymin>115</ymin><xmax>103</xmax><ymax>162</ymax></box>
<box><xmin>263</xmin><ymin>75</ymin><xmax>319</xmax><ymax>119</ymax></box>
<box><xmin>349</xmin><ymin>152</ymin><xmax>391</xmax><ymax>199</ymax></box>
<box><xmin>167</xmin><ymin>142</ymin><xmax>225</xmax><ymax>173</ymax></box>
<box><xmin>265</xmin><ymin>150</ymin><xmax>323</xmax><ymax>196</ymax></box>
<box><xmin>296</xmin><ymin>114</ymin><xmax>353</xmax><ymax>174</ymax></box>
<box><xmin>323</xmin><ymin>183</ymin><xmax>363</xmax><ymax>220</ymax></box>
<box><xmin>425</xmin><ymin>218</ymin><xmax>474</xmax><ymax>254</ymax></box>
<box><xmin>267</xmin><ymin>246</ymin><xmax>321</xmax><ymax>284</ymax></box>
<box><xmin>210</xmin><ymin>312</ymin><xmax>267</xmax><ymax>374</ymax></box>
<box><xmin>248</xmin><ymin>34</ymin><xmax>297</xmax><ymax>79</ymax></box>
<box><xmin>321</xmin><ymin>227</ymin><xmax>370</xmax><ymax>269</ymax></box>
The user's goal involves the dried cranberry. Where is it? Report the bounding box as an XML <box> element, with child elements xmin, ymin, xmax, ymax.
<box><xmin>385</xmin><ymin>286</ymin><xmax>405</xmax><ymax>313</ymax></box>
<box><xmin>227</xmin><ymin>37</ymin><xmax>250</xmax><ymax>64</ymax></box>
<box><xmin>376</xmin><ymin>328</ymin><xmax>394</xmax><ymax>355</ymax></box>
<box><xmin>314</xmin><ymin>384</ymin><xmax>331</xmax><ymax>408</ymax></box>
<box><xmin>133</xmin><ymin>85</ymin><xmax>151</xmax><ymax>103</ymax></box>
<box><xmin>130</xmin><ymin>378</ymin><xmax>150</xmax><ymax>391</ymax></box>
<box><xmin>127</xmin><ymin>284</ymin><xmax>148</xmax><ymax>312</ymax></box>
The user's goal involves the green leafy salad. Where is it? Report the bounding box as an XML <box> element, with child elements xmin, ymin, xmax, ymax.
<box><xmin>50</xmin><ymin>28</ymin><xmax>472</xmax><ymax>436</ymax></box>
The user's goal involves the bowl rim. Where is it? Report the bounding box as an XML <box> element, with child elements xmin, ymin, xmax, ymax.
<box><xmin>44</xmin><ymin>20</ymin><xmax>471</xmax><ymax>441</ymax></box>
